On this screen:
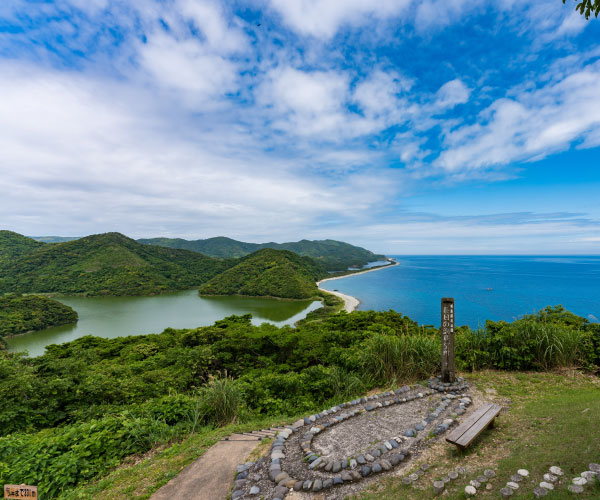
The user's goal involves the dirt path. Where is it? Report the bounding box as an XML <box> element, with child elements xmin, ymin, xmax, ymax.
<box><xmin>150</xmin><ymin>434</ymin><xmax>260</xmax><ymax>500</ymax></box>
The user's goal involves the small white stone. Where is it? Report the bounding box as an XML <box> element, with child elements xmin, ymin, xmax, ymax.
<box><xmin>543</xmin><ymin>473</ymin><xmax>557</xmax><ymax>483</ymax></box>
<box><xmin>465</xmin><ymin>485</ymin><xmax>477</xmax><ymax>496</ymax></box>
<box><xmin>581</xmin><ymin>471</ymin><xmax>596</xmax><ymax>481</ymax></box>
<box><xmin>572</xmin><ymin>477</ymin><xmax>587</xmax><ymax>486</ymax></box>
<box><xmin>540</xmin><ymin>482</ymin><xmax>554</xmax><ymax>490</ymax></box>
<box><xmin>517</xmin><ymin>469</ymin><xmax>529</xmax><ymax>477</ymax></box>
<box><xmin>549</xmin><ymin>466</ymin><xmax>564</xmax><ymax>476</ymax></box>
<box><xmin>507</xmin><ymin>482</ymin><xmax>519</xmax><ymax>490</ymax></box>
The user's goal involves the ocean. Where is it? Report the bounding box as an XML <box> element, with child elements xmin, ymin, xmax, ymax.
<box><xmin>319</xmin><ymin>256</ymin><xmax>600</xmax><ymax>328</ymax></box>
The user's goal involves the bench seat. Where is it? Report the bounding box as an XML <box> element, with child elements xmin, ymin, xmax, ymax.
<box><xmin>446</xmin><ymin>403</ymin><xmax>502</xmax><ymax>449</ymax></box>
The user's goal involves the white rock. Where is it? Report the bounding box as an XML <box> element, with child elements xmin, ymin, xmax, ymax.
<box><xmin>507</xmin><ymin>482</ymin><xmax>519</xmax><ymax>490</ymax></box>
<box><xmin>465</xmin><ymin>485</ymin><xmax>477</xmax><ymax>496</ymax></box>
<box><xmin>549</xmin><ymin>466</ymin><xmax>564</xmax><ymax>476</ymax></box>
<box><xmin>543</xmin><ymin>473</ymin><xmax>557</xmax><ymax>483</ymax></box>
<box><xmin>517</xmin><ymin>469</ymin><xmax>529</xmax><ymax>477</ymax></box>
<box><xmin>581</xmin><ymin>471</ymin><xmax>596</xmax><ymax>481</ymax></box>
<box><xmin>572</xmin><ymin>477</ymin><xmax>587</xmax><ymax>486</ymax></box>
<box><xmin>540</xmin><ymin>482</ymin><xmax>554</xmax><ymax>490</ymax></box>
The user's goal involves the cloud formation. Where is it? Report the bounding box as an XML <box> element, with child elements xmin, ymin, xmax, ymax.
<box><xmin>0</xmin><ymin>0</ymin><xmax>598</xmax><ymax>252</ymax></box>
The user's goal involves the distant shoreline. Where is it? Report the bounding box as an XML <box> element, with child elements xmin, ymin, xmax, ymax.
<box><xmin>317</xmin><ymin>260</ymin><xmax>398</xmax><ymax>313</ymax></box>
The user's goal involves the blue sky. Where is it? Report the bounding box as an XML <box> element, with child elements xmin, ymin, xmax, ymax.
<box><xmin>1</xmin><ymin>0</ymin><xmax>599</xmax><ymax>254</ymax></box>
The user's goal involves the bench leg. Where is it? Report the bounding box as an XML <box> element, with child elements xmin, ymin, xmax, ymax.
<box><xmin>487</xmin><ymin>419</ymin><xmax>495</xmax><ymax>429</ymax></box>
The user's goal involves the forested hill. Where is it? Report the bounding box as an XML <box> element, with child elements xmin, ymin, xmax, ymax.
<box><xmin>0</xmin><ymin>232</ymin><xmax>234</xmax><ymax>296</ymax></box>
<box><xmin>0</xmin><ymin>294</ymin><xmax>78</xmax><ymax>337</ymax></box>
<box><xmin>139</xmin><ymin>236</ymin><xmax>386</xmax><ymax>271</ymax></box>
<box><xmin>199</xmin><ymin>248</ymin><xmax>326</xmax><ymax>299</ymax></box>
<box><xmin>0</xmin><ymin>230</ymin><xmax>44</xmax><ymax>265</ymax></box>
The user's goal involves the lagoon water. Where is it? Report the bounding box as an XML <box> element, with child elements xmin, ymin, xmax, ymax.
<box><xmin>320</xmin><ymin>255</ymin><xmax>600</xmax><ymax>328</ymax></box>
<box><xmin>6</xmin><ymin>291</ymin><xmax>320</xmax><ymax>357</ymax></box>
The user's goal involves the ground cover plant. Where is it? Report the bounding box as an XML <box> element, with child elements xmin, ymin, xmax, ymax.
<box><xmin>0</xmin><ymin>306</ymin><xmax>597</xmax><ymax>498</ymax></box>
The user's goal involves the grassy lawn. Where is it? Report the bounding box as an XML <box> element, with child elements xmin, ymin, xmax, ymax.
<box><xmin>358</xmin><ymin>370</ymin><xmax>600</xmax><ymax>500</ymax></box>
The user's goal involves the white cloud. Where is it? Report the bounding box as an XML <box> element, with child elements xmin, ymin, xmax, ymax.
<box><xmin>436</xmin><ymin>62</ymin><xmax>600</xmax><ymax>171</ymax></box>
<box><xmin>353</xmin><ymin>70</ymin><xmax>412</xmax><ymax>117</ymax></box>
<box><xmin>176</xmin><ymin>0</ymin><xmax>246</xmax><ymax>52</ymax></box>
<box><xmin>0</xmin><ymin>63</ymin><xmax>397</xmax><ymax>239</ymax></box>
<box><xmin>435</xmin><ymin>79</ymin><xmax>470</xmax><ymax>110</ymax></box>
<box><xmin>555</xmin><ymin>9</ymin><xmax>588</xmax><ymax>37</ymax></box>
<box><xmin>137</xmin><ymin>32</ymin><xmax>239</xmax><ymax>107</ymax></box>
<box><xmin>268</xmin><ymin>0</ymin><xmax>411</xmax><ymax>38</ymax></box>
<box><xmin>414</xmin><ymin>0</ymin><xmax>477</xmax><ymax>32</ymax></box>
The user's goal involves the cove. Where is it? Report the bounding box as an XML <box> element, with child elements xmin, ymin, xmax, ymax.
<box><xmin>6</xmin><ymin>290</ymin><xmax>321</xmax><ymax>357</ymax></box>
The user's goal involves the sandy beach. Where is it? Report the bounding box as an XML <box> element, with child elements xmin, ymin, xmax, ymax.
<box><xmin>316</xmin><ymin>260</ymin><xmax>398</xmax><ymax>313</ymax></box>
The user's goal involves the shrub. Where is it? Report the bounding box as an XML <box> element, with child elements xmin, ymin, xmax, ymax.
<box><xmin>0</xmin><ymin>413</ymin><xmax>187</xmax><ymax>499</ymax></box>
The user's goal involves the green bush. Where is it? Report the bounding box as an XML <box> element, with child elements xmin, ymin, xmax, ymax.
<box><xmin>0</xmin><ymin>413</ymin><xmax>190</xmax><ymax>499</ymax></box>
<box><xmin>456</xmin><ymin>314</ymin><xmax>588</xmax><ymax>371</ymax></box>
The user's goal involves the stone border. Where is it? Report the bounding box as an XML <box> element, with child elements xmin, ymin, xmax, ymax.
<box><xmin>232</xmin><ymin>377</ymin><xmax>472</xmax><ymax>499</ymax></box>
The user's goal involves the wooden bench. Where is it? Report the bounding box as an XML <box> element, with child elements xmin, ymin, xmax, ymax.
<box><xmin>446</xmin><ymin>403</ymin><xmax>502</xmax><ymax>449</ymax></box>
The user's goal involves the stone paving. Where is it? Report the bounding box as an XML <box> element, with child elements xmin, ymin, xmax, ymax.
<box><xmin>228</xmin><ymin>377</ymin><xmax>599</xmax><ymax>500</ymax></box>
<box><xmin>230</xmin><ymin>376</ymin><xmax>470</xmax><ymax>499</ymax></box>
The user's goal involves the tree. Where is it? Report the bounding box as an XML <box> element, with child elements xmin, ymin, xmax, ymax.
<box><xmin>563</xmin><ymin>0</ymin><xmax>600</xmax><ymax>19</ymax></box>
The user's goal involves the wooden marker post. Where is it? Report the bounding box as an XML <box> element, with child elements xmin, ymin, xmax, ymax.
<box><xmin>441</xmin><ymin>297</ymin><xmax>455</xmax><ymax>383</ymax></box>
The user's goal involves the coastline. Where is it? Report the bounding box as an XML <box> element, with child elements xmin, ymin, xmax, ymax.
<box><xmin>317</xmin><ymin>260</ymin><xmax>398</xmax><ymax>313</ymax></box>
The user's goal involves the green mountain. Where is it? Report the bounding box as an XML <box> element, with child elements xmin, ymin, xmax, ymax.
<box><xmin>0</xmin><ymin>232</ymin><xmax>233</xmax><ymax>296</ymax></box>
<box><xmin>0</xmin><ymin>294</ymin><xmax>78</xmax><ymax>337</ymax></box>
<box><xmin>0</xmin><ymin>230</ymin><xmax>45</xmax><ymax>265</ymax></box>
<box><xmin>199</xmin><ymin>248</ymin><xmax>326</xmax><ymax>299</ymax></box>
<box><xmin>139</xmin><ymin>236</ymin><xmax>385</xmax><ymax>271</ymax></box>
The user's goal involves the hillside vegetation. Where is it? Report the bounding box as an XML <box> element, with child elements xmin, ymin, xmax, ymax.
<box><xmin>0</xmin><ymin>230</ymin><xmax>44</xmax><ymax>265</ymax></box>
<box><xmin>0</xmin><ymin>232</ymin><xmax>233</xmax><ymax>296</ymax></box>
<box><xmin>139</xmin><ymin>236</ymin><xmax>386</xmax><ymax>271</ymax></box>
<box><xmin>198</xmin><ymin>248</ymin><xmax>326</xmax><ymax>299</ymax></box>
<box><xmin>0</xmin><ymin>306</ymin><xmax>598</xmax><ymax>498</ymax></box>
<box><xmin>0</xmin><ymin>294</ymin><xmax>78</xmax><ymax>338</ymax></box>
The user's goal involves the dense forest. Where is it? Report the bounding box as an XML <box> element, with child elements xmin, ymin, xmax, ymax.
<box><xmin>0</xmin><ymin>295</ymin><xmax>78</xmax><ymax>338</ymax></box>
<box><xmin>198</xmin><ymin>248</ymin><xmax>326</xmax><ymax>299</ymax></box>
<box><xmin>0</xmin><ymin>232</ymin><xmax>234</xmax><ymax>296</ymax></box>
<box><xmin>139</xmin><ymin>236</ymin><xmax>386</xmax><ymax>271</ymax></box>
<box><xmin>0</xmin><ymin>305</ymin><xmax>598</xmax><ymax>498</ymax></box>
<box><xmin>0</xmin><ymin>230</ymin><xmax>44</xmax><ymax>265</ymax></box>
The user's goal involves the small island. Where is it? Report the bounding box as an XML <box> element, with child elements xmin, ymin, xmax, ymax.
<box><xmin>0</xmin><ymin>294</ymin><xmax>78</xmax><ymax>338</ymax></box>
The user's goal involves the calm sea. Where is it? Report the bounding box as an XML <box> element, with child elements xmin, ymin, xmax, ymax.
<box><xmin>319</xmin><ymin>256</ymin><xmax>600</xmax><ymax>328</ymax></box>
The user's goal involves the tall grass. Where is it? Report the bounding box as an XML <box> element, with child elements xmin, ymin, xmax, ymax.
<box><xmin>456</xmin><ymin>319</ymin><xmax>586</xmax><ymax>371</ymax></box>
<box><xmin>513</xmin><ymin>320</ymin><xmax>583</xmax><ymax>370</ymax></box>
<box><xmin>359</xmin><ymin>333</ymin><xmax>440</xmax><ymax>385</ymax></box>
<box><xmin>198</xmin><ymin>374</ymin><xmax>244</xmax><ymax>426</ymax></box>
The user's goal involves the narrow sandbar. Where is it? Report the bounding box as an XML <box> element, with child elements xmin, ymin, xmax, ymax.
<box><xmin>317</xmin><ymin>260</ymin><xmax>398</xmax><ymax>313</ymax></box>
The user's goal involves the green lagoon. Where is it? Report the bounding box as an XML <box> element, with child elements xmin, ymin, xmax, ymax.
<box><xmin>6</xmin><ymin>290</ymin><xmax>321</xmax><ymax>357</ymax></box>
